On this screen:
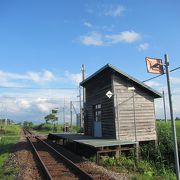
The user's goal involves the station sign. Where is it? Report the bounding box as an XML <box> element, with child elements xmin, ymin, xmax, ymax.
<box><xmin>145</xmin><ymin>57</ymin><xmax>164</xmax><ymax>74</ymax></box>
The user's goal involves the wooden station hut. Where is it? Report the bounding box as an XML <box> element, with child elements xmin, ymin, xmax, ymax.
<box><xmin>80</xmin><ymin>64</ymin><xmax>161</xmax><ymax>143</ymax></box>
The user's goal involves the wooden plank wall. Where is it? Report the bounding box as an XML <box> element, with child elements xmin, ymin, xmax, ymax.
<box><xmin>84</xmin><ymin>70</ymin><xmax>116</xmax><ymax>139</ymax></box>
<box><xmin>113</xmin><ymin>75</ymin><xmax>157</xmax><ymax>142</ymax></box>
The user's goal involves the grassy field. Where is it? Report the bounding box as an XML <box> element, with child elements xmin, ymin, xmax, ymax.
<box><xmin>0</xmin><ymin>124</ymin><xmax>21</xmax><ymax>179</ymax></box>
<box><xmin>95</xmin><ymin>120</ymin><xmax>180</xmax><ymax>180</ymax></box>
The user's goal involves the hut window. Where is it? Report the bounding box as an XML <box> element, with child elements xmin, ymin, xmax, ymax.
<box><xmin>93</xmin><ymin>104</ymin><xmax>102</xmax><ymax>121</ymax></box>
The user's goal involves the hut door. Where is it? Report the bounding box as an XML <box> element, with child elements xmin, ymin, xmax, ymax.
<box><xmin>93</xmin><ymin>104</ymin><xmax>102</xmax><ymax>137</ymax></box>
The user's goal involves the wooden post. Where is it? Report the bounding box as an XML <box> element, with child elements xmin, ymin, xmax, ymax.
<box><xmin>96</xmin><ymin>151</ymin><xmax>100</xmax><ymax>165</ymax></box>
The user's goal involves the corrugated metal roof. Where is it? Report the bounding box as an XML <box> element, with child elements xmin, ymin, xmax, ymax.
<box><xmin>80</xmin><ymin>63</ymin><xmax>162</xmax><ymax>98</ymax></box>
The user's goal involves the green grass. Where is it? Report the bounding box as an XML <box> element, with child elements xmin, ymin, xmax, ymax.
<box><xmin>32</xmin><ymin>123</ymin><xmax>82</xmax><ymax>135</ymax></box>
<box><xmin>0</xmin><ymin>124</ymin><xmax>21</xmax><ymax>179</ymax></box>
<box><xmin>32</xmin><ymin>123</ymin><xmax>64</xmax><ymax>135</ymax></box>
<box><xmin>92</xmin><ymin>120</ymin><xmax>180</xmax><ymax>179</ymax></box>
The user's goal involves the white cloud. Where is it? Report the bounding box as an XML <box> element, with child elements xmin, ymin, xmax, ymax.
<box><xmin>138</xmin><ymin>43</ymin><xmax>149</xmax><ymax>51</ymax></box>
<box><xmin>0</xmin><ymin>70</ymin><xmax>26</xmax><ymax>80</ymax></box>
<box><xmin>105</xmin><ymin>31</ymin><xmax>141</xmax><ymax>44</ymax></box>
<box><xmin>0</xmin><ymin>70</ymin><xmax>56</xmax><ymax>87</ymax></box>
<box><xmin>0</xmin><ymin>89</ymin><xmax>80</xmax><ymax>123</ymax></box>
<box><xmin>101</xmin><ymin>25</ymin><xmax>114</xmax><ymax>32</ymax></box>
<box><xmin>145</xmin><ymin>81</ymin><xmax>161</xmax><ymax>87</ymax></box>
<box><xmin>79</xmin><ymin>31</ymin><xmax>141</xmax><ymax>46</ymax></box>
<box><xmin>84</xmin><ymin>22</ymin><xmax>93</xmax><ymax>28</ymax></box>
<box><xmin>18</xmin><ymin>99</ymin><xmax>31</xmax><ymax>109</ymax></box>
<box><xmin>26</xmin><ymin>70</ymin><xmax>55</xmax><ymax>83</ymax></box>
<box><xmin>42</xmin><ymin>70</ymin><xmax>55</xmax><ymax>81</ymax></box>
<box><xmin>79</xmin><ymin>32</ymin><xmax>104</xmax><ymax>46</ymax></box>
<box><xmin>105</xmin><ymin>5</ymin><xmax>125</xmax><ymax>17</ymax></box>
<box><xmin>155</xmin><ymin>93</ymin><xmax>180</xmax><ymax>119</ymax></box>
<box><xmin>170</xmin><ymin>77</ymin><xmax>180</xmax><ymax>84</ymax></box>
<box><xmin>0</xmin><ymin>68</ymin><xmax>83</xmax><ymax>123</ymax></box>
<box><xmin>36</xmin><ymin>102</ymin><xmax>53</xmax><ymax>113</ymax></box>
<box><xmin>65</xmin><ymin>71</ymin><xmax>82</xmax><ymax>85</ymax></box>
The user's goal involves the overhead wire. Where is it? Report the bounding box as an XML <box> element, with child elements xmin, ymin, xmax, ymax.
<box><xmin>0</xmin><ymin>86</ymin><xmax>78</xmax><ymax>89</ymax></box>
<box><xmin>142</xmin><ymin>66</ymin><xmax>180</xmax><ymax>83</ymax></box>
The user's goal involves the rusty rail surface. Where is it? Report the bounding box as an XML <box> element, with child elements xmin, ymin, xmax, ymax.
<box><xmin>24</xmin><ymin>129</ymin><xmax>94</xmax><ymax>180</ymax></box>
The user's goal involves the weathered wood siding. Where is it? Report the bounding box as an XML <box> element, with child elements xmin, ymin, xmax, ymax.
<box><xmin>84</xmin><ymin>70</ymin><xmax>116</xmax><ymax>139</ymax></box>
<box><xmin>112</xmin><ymin>74</ymin><xmax>157</xmax><ymax>141</ymax></box>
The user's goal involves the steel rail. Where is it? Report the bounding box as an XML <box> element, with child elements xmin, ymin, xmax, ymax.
<box><xmin>26</xmin><ymin>136</ymin><xmax>53</xmax><ymax>180</ymax></box>
<box><xmin>36</xmin><ymin>136</ymin><xmax>94</xmax><ymax>180</ymax></box>
<box><xmin>24</xmin><ymin>129</ymin><xmax>94</xmax><ymax>180</ymax></box>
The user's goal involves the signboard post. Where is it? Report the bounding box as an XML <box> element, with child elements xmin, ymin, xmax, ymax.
<box><xmin>164</xmin><ymin>54</ymin><xmax>179</xmax><ymax>180</ymax></box>
<box><xmin>145</xmin><ymin>55</ymin><xmax>180</xmax><ymax>180</ymax></box>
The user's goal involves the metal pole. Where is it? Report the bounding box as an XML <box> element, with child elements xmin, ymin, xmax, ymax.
<box><xmin>63</xmin><ymin>98</ymin><xmax>65</xmax><ymax>125</ymax></box>
<box><xmin>162</xmin><ymin>89</ymin><xmax>167</xmax><ymax>122</ymax></box>
<box><xmin>79</xmin><ymin>85</ymin><xmax>82</xmax><ymax>128</ymax></box>
<box><xmin>165</xmin><ymin>54</ymin><xmax>180</xmax><ymax>180</ymax></box>
<box><xmin>81</xmin><ymin>64</ymin><xmax>85</xmax><ymax>129</ymax></box>
<box><xmin>82</xmin><ymin>64</ymin><xmax>86</xmax><ymax>104</ymax></box>
<box><xmin>70</xmin><ymin>101</ymin><xmax>73</xmax><ymax>127</ymax></box>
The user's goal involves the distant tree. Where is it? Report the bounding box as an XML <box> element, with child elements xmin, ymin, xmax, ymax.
<box><xmin>44</xmin><ymin>113</ymin><xmax>56</xmax><ymax>123</ymax></box>
<box><xmin>23</xmin><ymin>121</ymin><xmax>34</xmax><ymax>129</ymax></box>
<box><xmin>175</xmin><ymin>117</ymin><xmax>180</xmax><ymax>120</ymax></box>
<box><xmin>23</xmin><ymin>121</ymin><xmax>28</xmax><ymax>127</ymax></box>
<box><xmin>44</xmin><ymin>109</ymin><xmax>59</xmax><ymax>132</ymax></box>
<box><xmin>52</xmin><ymin>109</ymin><xmax>58</xmax><ymax>114</ymax></box>
<box><xmin>2</xmin><ymin>119</ymin><xmax>5</xmax><ymax>124</ymax></box>
<box><xmin>44</xmin><ymin>115</ymin><xmax>50</xmax><ymax>124</ymax></box>
<box><xmin>17</xmin><ymin>122</ymin><xmax>22</xmax><ymax>126</ymax></box>
<box><xmin>28</xmin><ymin>121</ymin><xmax>34</xmax><ymax>128</ymax></box>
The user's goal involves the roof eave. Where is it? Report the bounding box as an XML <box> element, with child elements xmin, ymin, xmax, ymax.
<box><xmin>80</xmin><ymin>63</ymin><xmax>162</xmax><ymax>99</ymax></box>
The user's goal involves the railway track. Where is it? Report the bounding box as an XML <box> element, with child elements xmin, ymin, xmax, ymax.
<box><xmin>24</xmin><ymin>129</ymin><xmax>94</xmax><ymax>180</ymax></box>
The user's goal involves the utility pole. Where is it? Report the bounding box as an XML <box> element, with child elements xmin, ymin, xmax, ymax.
<box><xmin>162</xmin><ymin>89</ymin><xmax>167</xmax><ymax>122</ymax></box>
<box><xmin>82</xmin><ymin>64</ymin><xmax>86</xmax><ymax>104</ymax></box>
<box><xmin>80</xmin><ymin>64</ymin><xmax>86</xmax><ymax>128</ymax></box>
<box><xmin>165</xmin><ymin>54</ymin><xmax>179</xmax><ymax>180</ymax></box>
<box><xmin>79</xmin><ymin>86</ymin><xmax>82</xmax><ymax>127</ymax></box>
<box><xmin>63</xmin><ymin>98</ymin><xmax>65</xmax><ymax>125</ymax></box>
<box><xmin>70</xmin><ymin>101</ymin><xmax>73</xmax><ymax>127</ymax></box>
<box><xmin>145</xmin><ymin>55</ymin><xmax>180</xmax><ymax>179</ymax></box>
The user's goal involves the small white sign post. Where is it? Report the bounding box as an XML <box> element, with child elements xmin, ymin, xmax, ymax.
<box><xmin>106</xmin><ymin>91</ymin><xmax>113</xmax><ymax>98</ymax></box>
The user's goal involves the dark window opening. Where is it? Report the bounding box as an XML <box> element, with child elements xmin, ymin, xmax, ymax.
<box><xmin>93</xmin><ymin>104</ymin><xmax>102</xmax><ymax>122</ymax></box>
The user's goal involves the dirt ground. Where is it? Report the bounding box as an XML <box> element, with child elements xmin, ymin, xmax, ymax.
<box><xmin>6</xmin><ymin>131</ymin><xmax>42</xmax><ymax>180</ymax></box>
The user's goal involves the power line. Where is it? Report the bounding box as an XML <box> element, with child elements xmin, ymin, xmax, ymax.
<box><xmin>0</xmin><ymin>86</ymin><xmax>78</xmax><ymax>90</ymax></box>
<box><xmin>142</xmin><ymin>74</ymin><xmax>163</xmax><ymax>83</ymax></box>
<box><xmin>0</xmin><ymin>98</ymin><xmax>77</xmax><ymax>100</ymax></box>
<box><xmin>170</xmin><ymin>66</ymin><xmax>180</xmax><ymax>73</ymax></box>
<box><xmin>143</xmin><ymin>66</ymin><xmax>180</xmax><ymax>83</ymax></box>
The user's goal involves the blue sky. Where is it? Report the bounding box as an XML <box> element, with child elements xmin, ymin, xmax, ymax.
<box><xmin>0</xmin><ymin>0</ymin><xmax>180</xmax><ymax>123</ymax></box>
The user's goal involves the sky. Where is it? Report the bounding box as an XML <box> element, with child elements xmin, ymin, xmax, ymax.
<box><xmin>0</xmin><ymin>0</ymin><xmax>180</xmax><ymax>123</ymax></box>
